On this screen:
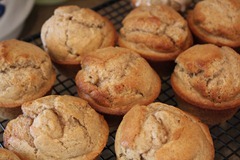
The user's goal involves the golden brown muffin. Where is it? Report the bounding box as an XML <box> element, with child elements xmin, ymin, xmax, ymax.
<box><xmin>171</xmin><ymin>44</ymin><xmax>240</xmax><ymax>125</ymax></box>
<box><xmin>41</xmin><ymin>5</ymin><xmax>117</xmax><ymax>77</ymax></box>
<box><xmin>187</xmin><ymin>0</ymin><xmax>240</xmax><ymax>47</ymax></box>
<box><xmin>0</xmin><ymin>39</ymin><xmax>56</xmax><ymax>120</ymax></box>
<box><xmin>75</xmin><ymin>47</ymin><xmax>161</xmax><ymax>115</ymax></box>
<box><xmin>0</xmin><ymin>148</ymin><xmax>21</xmax><ymax>160</ymax></box>
<box><xmin>131</xmin><ymin>0</ymin><xmax>192</xmax><ymax>12</ymax></box>
<box><xmin>118</xmin><ymin>4</ymin><xmax>193</xmax><ymax>77</ymax></box>
<box><xmin>3</xmin><ymin>95</ymin><xmax>109</xmax><ymax>160</ymax></box>
<box><xmin>115</xmin><ymin>102</ymin><xmax>215</xmax><ymax>160</ymax></box>
<box><xmin>118</xmin><ymin>5</ymin><xmax>193</xmax><ymax>62</ymax></box>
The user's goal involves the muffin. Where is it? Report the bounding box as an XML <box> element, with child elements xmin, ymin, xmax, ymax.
<box><xmin>41</xmin><ymin>5</ymin><xmax>117</xmax><ymax>78</ymax></box>
<box><xmin>0</xmin><ymin>39</ymin><xmax>56</xmax><ymax>120</ymax></box>
<box><xmin>187</xmin><ymin>0</ymin><xmax>240</xmax><ymax>48</ymax></box>
<box><xmin>115</xmin><ymin>102</ymin><xmax>214</xmax><ymax>160</ymax></box>
<box><xmin>118</xmin><ymin>5</ymin><xmax>193</xmax><ymax>76</ymax></box>
<box><xmin>171</xmin><ymin>44</ymin><xmax>240</xmax><ymax>125</ymax></box>
<box><xmin>75</xmin><ymin>47</ymin><xmax>161</xmax><ymax>115</ymax></box>
<box><xmin>131</xmin><ymin>0</ymin><xmax>192</xmax><ymax>12</ymax></box>
<box><xmin>0</xmin><ymin>148</ymin><xmax>21</xmax><ymax>160</ymax></box>
<box><xmin>3</xmin><ymin>95</ymin><xmax>109</xmax><ymax>160</ymax></box>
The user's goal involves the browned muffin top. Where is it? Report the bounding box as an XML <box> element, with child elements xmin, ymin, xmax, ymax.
<box><xmin>75</xmin><ymin>47</ymin><xmax>161</xmax><ymax>115</ymax></box>
<box><xmin>4</xmin><ymin>95</ymin><xmax>109</xmax><ymax>160</ymax></box>
<box><xmin>41</xmin><ymin>5</ymin><xmax>117</xmax><ymax>64</ymax></box>
<box><xmin>0</xmin><ymin>39</ymin><xmax>56</xmax><ymax>108</ymax></box>
<box><xmin>171</xmin><ymin>44</ymin><xmax>240</xmax><ymax>109</ymax></box>
<box><xmin>115</xmin><ymin>102</ymin><xmax>214</xmax><ymax>160</ymax></box>
<box><xmin>118</xmin><ymin>5</ymin><xmax>193</xmax><ymax>61</ymax></box>
<box><xmin>187</xmin><ymin>0</ymin><xmax>240</xmax><ymax>47</ymax></box>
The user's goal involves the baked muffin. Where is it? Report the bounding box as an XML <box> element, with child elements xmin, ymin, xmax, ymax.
<box><xmin>3</xmin><ymin>95</ymin><xmax>109</xmax><ymax>160</ymax></box>
<box><xmin>118</xmin><ymin>5</ymin><xmax>193</xmax><ymax>76</ymax></box>
<box><xmin>41</xmin><ymin>5</ymin><xmax>117</xmax><ymax>78</ymax></box>
<box><xmin>0</xmin><ymin>148</ymin><xmax>21</xmax><ymax>160</ymax></box>
<box><xmin>187</xmin><ymin>0</ymin><xmax>240</xmax><ymax>47</ymax></box>
<box><xmin>75</xmin><ymin>47</ymin><xmax>161</xmax><ymax>115</ymax></box>
<box><xmin>0</xmin><ymin>39</ymin><xmax>56</xmax><ymax>120</ymax></box>
<box><xmin>115</xmin><ymin>102</ymin><xmax>214</xmax><ymax>160</ymax></box>
<box><xmin>131</xmin><ymin>0</ymin><xmax>192</xmax><ymax>12</ymax></box>
<box><xmin>171</xmin><ymin>44</ymin><xmax>240</xmax><ymax>125</ymax></box>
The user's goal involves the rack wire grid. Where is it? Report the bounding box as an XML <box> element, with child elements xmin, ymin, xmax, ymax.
<box><xmin>0</xmin><ymin>0</ymin><xmax>240</xmax><ymax>160</ymax></box>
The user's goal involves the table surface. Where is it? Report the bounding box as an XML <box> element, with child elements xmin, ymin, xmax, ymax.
<box><xmin>19</xmin><ymin>0</ymin><xmax>109</xmax><ymax>39</ymax></box>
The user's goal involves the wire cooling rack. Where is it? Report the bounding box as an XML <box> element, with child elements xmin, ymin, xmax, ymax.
<box><xmin>0</xmin><ymin>0</ymin><xmax>240</xmax><ymax>160</ymax></box>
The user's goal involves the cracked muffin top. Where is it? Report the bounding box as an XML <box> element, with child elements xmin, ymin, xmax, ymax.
<box><xmin>3</xmin><ymin>95</ymin><xmax>109</xmax><ymax>160</ymax></box>
<box><xmin>187</xmin><ymin>0</ymin><xmax>240</xmax><ymax>47</ymax></box>
<box><xmin>115</xmin><ymin>102</ymin><xmax>214</xmax><ymax>160</ymax></box>
<box><xmin>171</xmin><ymin>44</ymin><xmax>240</xmax><ymax>110</ymax></box>
<box><xmin>0</xmin><ymin>148</ymin><xmax>21</xmax><ymax>160</ymax></box>
<box><xmin>41</xmin><ymin>5</ymin><xmax>117</xmax><ymax>65</ymax></box>
<box><xmin>118</xmin><ymin>4</ymin><xmax>193</xmax><ymax>61</ymax></box>
<box><xmin>0</xmin><ymin>39</ymin><xmax>56</xmax><ymax>108</ymax></box>
<box><xmin>75</xmin><ymin>47</ymin><xmax>161</xmax><ymax>115</ymax></box>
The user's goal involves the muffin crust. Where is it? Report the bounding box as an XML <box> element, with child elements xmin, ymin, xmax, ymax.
<box><xmin>0</xmin><ymin>39</ymin><xmax>56</xmax><ymax>108</ymax></box>
<box><xmin>187</xmin><ymin>0</ymin><xmax>240</xmax><ymax>47</ymax></box>
<box><xmin>118</xmin><ymin>5</ymin><xmax>193</xmax><ymax>61</ymax></box>
<box><xmin>41</xmin><ymin>5</ymin><xmax>117</xmax><ymax>65</ymax></box>
<box><xmin>115</xmin><ymin>102</ymin><xmax>214</xmax><ymax>160</ymax></box>
<box><xmin>0</xmin><ymin>148</ymin><xmax>21</xmax><ymax>160</ymax></box>
<box><xmin>4</xmin><ymin>95</ymin><xmax>109</xmax><ymax>160</ymax></box>
<box><xmin>171</xmin><ymin>44</ymin><xmax>240</xmax><ymax>110</ymax></box>
<box><xmin>75</xmin><ymin>47</ymin><xmax>161</xmax><ymax>115</ymax></box>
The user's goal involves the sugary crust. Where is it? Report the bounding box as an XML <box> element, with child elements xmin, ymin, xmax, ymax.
<box><xmin>118</xmin><ymin>5</ymin><xmax>193</xmax><ymax>61</ymax></box>
<box><xmin>115</xmin><ymin>102</ymin><xmax>214</xmax><ymax>160</ymax></box>
<box><xmin>187</xmin><ymin>0</ymin><xmax>240</xmax><ymax>47</ymax></box>
<box><xmin>3</xmin><ymin>95</ymin><xmax>109</xmax><ymax>160</ymax></box>
<box><xmin>75</xmin><ymin>47</ymin><xmax>161</xmax><ymax>115</ymax></box>
<box><xmin>0</xmin><ymin>148</ymin><xmax>21</xmax><ymax>160</ymax></box>
<box><xmin>41</xmin><ymin>5</ymin><xmax>117</xmax><ymax>65</ymax></box>
<box><xmin>171</xmin><ymin>44</ymin><xmax>240</xmax><ymax>110</ymax></box>
<box><xmin>0</xmin><ymin>39</ymin><xmax>56</xmax><ymax>108</ymax></box>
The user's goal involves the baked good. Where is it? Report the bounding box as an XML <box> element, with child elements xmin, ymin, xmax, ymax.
<box><xmin>187</xmin><ymin>0</ymin><xmax>240</xmax><ymax>47</ymax></box>
<box><xmin>0</xmin><ymin>148</ymin><xmax>21</xmax><ymax>160</ymax></box>
<box><xmin>41</xmin><ymin>5</ymin><xmax>117</xmax><ymax>78</ymax></box>
<box><xmin>3</xmin><ymin>95</ymin><xmax>109</xmax><ymax>160</ymax></box>
<box><xmin>118</xmin><ymin>5</ymin><xmax>193</xmax><ymax>76</ymax></box>
<box><xmin>75</xmin><ymin>47</ymin><xmax>161</xmax><ymax>115</ymax></box>
<box><xmin>171</xmin><ymin>44</ymin><xmax>240</xmax><ymax>125</ymax></box>
<box><xmin>131</xmin><ymin>0</ymin><xmax>192</xmax><ymax>12</ymax></box>
<box><xmin>118</xmin><ymin>5</ymin><xmax>193</xmax><ymax>62</ymax></box>
<box><xmin>115</xmin><ymin>102</ymin><xmax>215</xmax><ymax>160</ymax></box>
<box><xmin>0</xmin><ymin>39</ymin><xmax>56</xmax><ymax>120</ymax></box>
